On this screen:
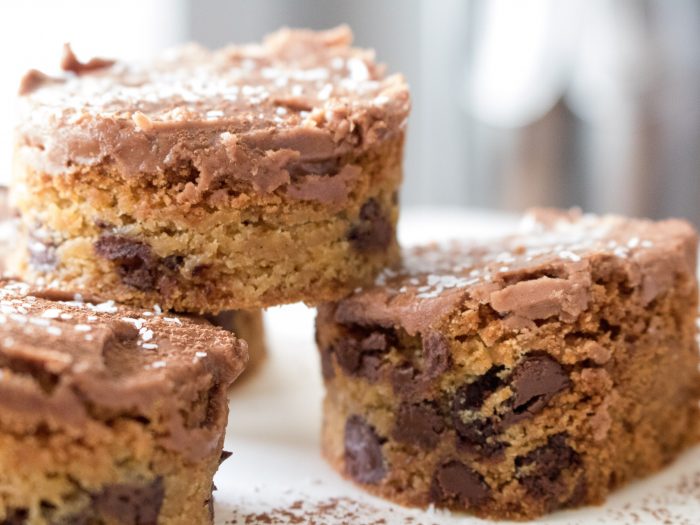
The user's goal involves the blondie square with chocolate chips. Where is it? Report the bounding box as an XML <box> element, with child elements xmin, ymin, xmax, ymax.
<box><xmin>0</xmin><ymin>279</ymin><xmax>247</xmax><ymax>524</ymax></box>
<box><xmin>316</xmin><ymin>209</ymin><xmax>700</xmax><ymax>520</ymax></box>
<box><xmin>12</xmin><ymin>26</ymin><xmax>409</xmax><ymax>313</ymax></box>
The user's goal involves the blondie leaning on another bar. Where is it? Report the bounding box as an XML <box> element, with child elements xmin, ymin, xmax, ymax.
<box><xmin>316</xmin><ymin>209</ymin><xmax>700</xmax><ymax>520</ymax></box>
<box><xmin>12</xmin><ymin>26</ymin><xmax>409</xmax><ymax>313</ymax></box>
<box><xmin>0</xmin><ymin>279</ymin><xmax>247</xmax><ymax>524</ymax></box>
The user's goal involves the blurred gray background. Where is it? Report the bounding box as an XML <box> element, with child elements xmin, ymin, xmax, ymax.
<box><xmin>188</xmin><ymin>0</ymin><xmax>700</xmax><ymax>224</ymax></box>
<box><xmin>3</xmin><ymin>0</ymin><xmax>700</xmax><ymax>223</ymax></box>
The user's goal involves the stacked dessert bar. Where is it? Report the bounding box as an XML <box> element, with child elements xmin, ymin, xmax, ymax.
<box><xmin>316</xmin><ymin>209</ymin><xmax>700</xmax><ymax>519</ymax></box>
<box><xmin>6</xmin><ymin>24</ymin><xmax>699</xmax><ymax>524</ymax></box>
<box><xmin>7</xmin><ymin>27</ymin><xmax>409</xmax><ymax>524</ymax></box>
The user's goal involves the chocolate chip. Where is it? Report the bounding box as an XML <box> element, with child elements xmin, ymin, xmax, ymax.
<box><xmin>392</xmin><ymin>403</ymin><xmax>445</xmax><ymax>449</ymax></box>
<box><xmin>516</xmin><ymin>433</ymin><xmax>581</xmax><ymax>500</ymax></box>
<box><xmin>1</xmin><ymin>508</ymin><xmax>28</xmax><ymax>524</ymax></box>
<box><xmin>453</xmin><ymin>417</ymin><xmax>504</xmax><ymax>457</ymax></box>
<box><xmin>94</xmin><ymin>235</ymin><xmax>158</xmax><ymax>291</ymax></box>
<box><xmin>333</xmin><ymin>338</ymin><xmax>363</xmax><ymax>375</ymax></box>
<box><xmin>356</xmin><ymin>353</ymin><xmax>384</xmax><ymax>382</ymax></box>
<box><xmin>453</xmin><ymin>366</ymin><xmax>505</xmax><ymax>412</ymax></box>
<box><xmin>506</xmin><ymin>352</ymin><xmax>570</xmax><ymax>423</ymax></box>
<box><xmin>389</xmin><ymin>333</ymin><xmax>452</xmax><ymax>399</ymax></box>
<box><xmin>431</xmin><ymin>461</ymin><xmax>490</xmax><ymax>507</ymax></box>
<box><xmin>421</xmin><ymin>332</ymin><xmax>451</xmax><ymax>379</ymax></box>
<box><xmin>390</xmin><ymin>363</ymin><xmax>418</xmax><ymax>396</ymax></box>
<box><xmin>92</xmin><ymin>477</ymin><xmax>164</xmax><ymax>525</ymax></box>
<box><xmin>450</xmin><ymin>368</ymin><xmax>507</xmax><ymax>456</ymax></box>
<box><xmin>348</xmin><ymin>199</ymin><xmax>393</xmax><ymax>252</ymax></box>
<box><xmin>27</xmin><ymin>235</ymin><xmax>57</xmax><ymax>271</ymax></box>
<box><xmin>360</xmin><ymin>332</ymin><xmax>387</xmax><ymax>352</ymax></box>
<box><xmin>331</xmin><ymin>332</ymin><xmax>389</xmax><ymax>381</ymax></box>
<box><xmin>344</xmin><ymin>415</ymin><xmax>386</xmax><ymax>484</ymax></box>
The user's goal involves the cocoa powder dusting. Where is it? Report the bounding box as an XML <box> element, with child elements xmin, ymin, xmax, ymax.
<box><xmin>225</xmin><ymin>496</ymin><xmax>442</xmax><ymax>525</ymax></box>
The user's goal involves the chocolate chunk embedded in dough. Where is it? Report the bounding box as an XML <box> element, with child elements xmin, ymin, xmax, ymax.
<box><xmin>344</xmin><ymin>415</ymin><xmax>386</xmax><ymax>484</ymax></box>
<box><xmin>516</xmin><ymin>433</ymin><xmax>581</xmax><ymax>501</ymax></box>
<box><xmin>348</xmin><ymin>199</ymin><xmax>393</xmax><ymax>252</ymax></box>
<box><xmin>431</xmin><ymin>461</ymin><xmax>490</xmax><ymax>507</ymax></box>
<box><xmin>392</xmin><ymin>402</ymin><xmax>445</xmax><ymax>449</ymax></box>
<box><xmin>506</xmin><ymin>352</ymin><xmax>571</xmax><ymax>423</ymax></box>
<box><xmin>92</xmin><ymin>477</ymin><xmax>165</xmax><ymax>525</ymax></box>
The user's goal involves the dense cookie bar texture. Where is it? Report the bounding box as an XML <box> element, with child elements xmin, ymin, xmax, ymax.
<box><xmin>0</xmin><ymin>279</ymin><xmax>247</xmax><ymax>524</ymax></box>
<box><xmin>13</xmin><ymin>26</ymin><xmax>409</xmax><ymax>312</ymax></box>
<box><xmin>316</xmin><ymin>210</ymin><xmax>700</xmax><ymax>520</ymax></box>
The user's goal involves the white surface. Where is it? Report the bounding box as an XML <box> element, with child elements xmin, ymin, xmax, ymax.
<box><xmin>216</xmin><ymin>208</ymin><xmax>700</xmax><ymax>524</ymax></box>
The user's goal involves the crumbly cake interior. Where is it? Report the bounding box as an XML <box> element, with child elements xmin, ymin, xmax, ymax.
<box><xmin>0</xmin><ymin>280</ymin><xmax>246</xmax><ymax>524</ymax></box>
<box><xmin>316</xmin><ymin>212</ymin><xmax>700</xmax><ymax>520</ymax></box>
<box><xmin>13</xmin><ymin>137</ymin><xmax>401</xmax><ymax>312</ymax></box>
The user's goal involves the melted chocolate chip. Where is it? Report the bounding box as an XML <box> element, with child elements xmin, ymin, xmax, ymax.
<box><xmin>92</xmin><ymin>477</ymin><xmax>164</xmax><ymax>525</ymax></box>
<box><xmin>449</xmin><ymin>366</ymin><xmax>507</xmax><ymax>455</ymax></box>
<box><xmin>94</xmin><ymin>235</ymin><xmax>158</xmax><ymax>291</ymax></box>
<box><xmin>360</xmin><ymin>332</ymin><xmax>387</xmax><ymax>352</ymax></box>
<box><xmin>356</xmin><ymin>353</ymin><xmax>385</xmax><ymax>382</ymax></box>
<box><xmin>453</xmin><ymin>417</ymin><xmax>504</xmax><ymax>457</ymax></box>
<box><xmin>344</xmin><ymin>415</ymin><xmax>386</xmax><ymax>484</ymax></box>
<box><xmin>516</xmin><ymin>433</ymin><xmax>581</xmax><ymax>500</ymax></box>
<box><xmin>389</xmin><ymin>363</ymin><xmax>418</xmax><ymax>396</ymax></box>
<box><xmin>348</xmin><ymin>199</ymin><xmax>393</xmax><ymax>252</ymax></box>
<box><xmin>94</xmin><ymin>234</ymin><xmax>183</xmax><ymax>294</ymax></box>
<box><xmin>330</xmin><ymin>332</ymin><xmax>390</xmax><ymax>381</ymax></box>
<box><xmin>453</xmin><ymin>366</ymin><xmax>505</xmax><ymax>412</ymax></box>
<box><xmin>1</xmin><ymin>508</ymin><xmax>28</xmax><ymax>524</ymax></box>
<box><xmin>505</xmin><ymin>352</ymin><xmax>571</xmax><ymax>424</ymax></box>
<box><xmin>431</xmin><ymin>461</ymin><xmax>490</xmax><ymax>508</ymax></box>
<box><xmin>27</xmin><ymin>235</ymin><xmax>58</xmax><ymax>271</ymax></box>
<box><xmin>333</xmin><ymin>338</ymin><xmax>363</xmax><ymax>374</ymax></box>
<box><xmin>389</xmin><ymin>332</ymin><xmax>452</xmax><ymax>399</ymax></box>
<box><xmin>392</xmin><ymin>403</ymin><xmax>445</xmax><ymax>449</ymax></box>
<box><xmin>421</xmin><ymin>332</ymin><xmax>452</xmax><ymax>379</ymax></box>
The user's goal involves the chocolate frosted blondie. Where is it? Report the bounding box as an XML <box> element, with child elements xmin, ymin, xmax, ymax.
<box><xmin>13</xmin><ymin>26</ymin><xmax>409</xmax><ymax>313</ymax></box>
<box><xmin>317</xmin><ymin>210</ymin><xmax>700</xmax><ymax>520</ymax></box>
<box><xmin>0</xmin><ymin>279</ymin><xmax>247</xmax><ymax>524</ymax></box>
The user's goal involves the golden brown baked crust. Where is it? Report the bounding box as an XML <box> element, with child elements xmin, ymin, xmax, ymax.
<box><xmin>316</xmin><ymin>210</ymin><xmax>700</xmax><ymax>520</ymax></box>
<box><xmin>0</xmin><ymin>278</ymin><xmax>247</xmax><ymax>524</ymax></box>
<box><xmin>12</xmin><ymin>27</ymin><xmax>409</xmax><ymax>312</ymax></box>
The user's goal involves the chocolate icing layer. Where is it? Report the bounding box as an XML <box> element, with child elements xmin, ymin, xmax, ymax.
<box><xmin>15</xmin><ymin>27</ymin><xmax>410</xmax><ymax>205</ymax></box>
<box><xmin>333</xmin><ymin>209</ymin><xmax>698</xmax><ymax>335</ymax></box>
<box><xmin>0</xmin><ymin>279</ymin><xmax>247</xmax><ymax>461</ymax></box>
